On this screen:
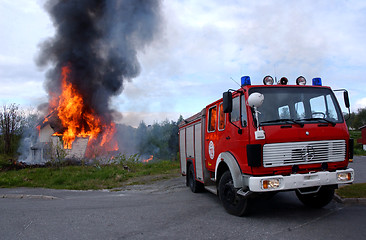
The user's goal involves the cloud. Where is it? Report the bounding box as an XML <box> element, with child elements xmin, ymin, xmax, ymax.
<box><xmin>354</xmin><ymin>98</ymin><xmax>366</xmax><ymax>111</ymax></box>
<box><xmin>127</xmin><ymin>0</ymin><xmax>366</xmax><ymax>116</ymax></box>
<box><xmin>0</xmin><ymin>0</ymin><xmax>52</xmax><ymax>105</ymax></box>
<box><xmin>1</xmin><ymin>0</ymin><xmax>366</xmax><ymax>122</ymax></box>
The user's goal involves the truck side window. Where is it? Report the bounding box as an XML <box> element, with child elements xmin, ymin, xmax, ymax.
<box><xmin>208</xmin><ymin>106</ymin><xmax>217</xmax><ymax>132</ymax></box>
<box><xmin>326</xmin><ymin>94</ymin><xmax>337</xmax><ymax>120</ymax></box>
<box><xmin>231</xmin><ymin>97</ymin><xmax>240</xmax><ymax>122</ymax></box>
<box><xmin>241</xmin><ymin>95</ymin><xmax>247</xmax><ymax>127</ymax></box>
<box><xmin>218</xmin><ymin>103</ymin><xmax>225</xmax><ymax>130</ymax></box>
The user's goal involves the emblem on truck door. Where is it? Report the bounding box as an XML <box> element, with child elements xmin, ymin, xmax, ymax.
<box><xmin>301</xmin><ymin>145</ymin><xmax>315</xmax><ymax>162</ymax></box>
<box><xmin>209</xmin><ymin>141</ymin><xmax>215</xmax><ymax>159</ymax></box>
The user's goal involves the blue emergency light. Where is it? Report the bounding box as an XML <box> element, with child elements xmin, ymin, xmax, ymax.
<box><xmin>241</xmin><ymin>76</ymin><xmax>251</xmax><ymax>86</ymax></box>
<box><xmin>312</xmin><ymin>78</ymin><xmax>322</xmax><ymax>86</ymax></box>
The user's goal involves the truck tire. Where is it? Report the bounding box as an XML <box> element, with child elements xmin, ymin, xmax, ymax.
<box><xmin>218</xmin><ymin>170</ymin><xmax>250</xmax><ymax>216</ymax></box>
<box><xmin>296</xmin><ymin>187</ymin><xmax>335</xmax><ymax>208</ymax></box>
<box><xmin>188</xmin><ymin>164</ymin><xmax>203</xmax><ymax>193</ymax></box>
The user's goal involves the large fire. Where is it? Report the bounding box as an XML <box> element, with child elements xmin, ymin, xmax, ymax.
<box><xmin>45</xmin><ymin>64</ymin><xmax>118</xmax><ymax>156</ymax></box>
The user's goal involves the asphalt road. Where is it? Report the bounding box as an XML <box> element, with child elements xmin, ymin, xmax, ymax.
<box><xmin>350</xmin><ymin>155</ymin><xmax>366</xmax><ymax>183</ymax></box>
<box><xmin>0</xmin><ymin>156</ymin><xmax>365</xmax><ymax>240</ymax></box>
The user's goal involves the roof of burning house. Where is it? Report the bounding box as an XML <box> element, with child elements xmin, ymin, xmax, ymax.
<box><xmin>38</xmin><ymin>111</ymin><xmax>64</xmax><ymax>133</ymax></box>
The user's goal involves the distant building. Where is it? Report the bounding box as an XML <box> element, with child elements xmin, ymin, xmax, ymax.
<box><xmin>359</xmin><ymin>125</ymin><xmax>366</xmax><ymax>151</ymax></box>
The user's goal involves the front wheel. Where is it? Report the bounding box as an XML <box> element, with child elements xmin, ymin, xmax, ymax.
<box><xmin>218</xmin><ymin>171</ymin><xmax>250</xmax><ymax>216</ymax></box>
<box><xmin>296</xmin><ymin>186</ymin><xmax>335</xmax><ymax>208</ymax></box>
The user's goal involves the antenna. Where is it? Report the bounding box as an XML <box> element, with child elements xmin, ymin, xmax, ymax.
<box><xmin>274</xmin><ymin>64</ymin><xmax>278</xmax><ymax>84</ymax></box>
<box><xmin>230</xmin><ymin>77</ymin><xmax>246</xmax><ymax>93</ymax></box>
<box><xmin>230</xmin><ymin>77</ymin><xmax>241</xmax><ymax>87</ymax></box>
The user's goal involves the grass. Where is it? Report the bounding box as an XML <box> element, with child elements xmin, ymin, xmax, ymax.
<box><xmin>336</xmin><ymin>183</ymin><xmax>366</xmax><ymax>198</ymax></box>
<box><xmin>0</xmin><ymin>158</ymin><xmax>180</xmax><ymax>190</ymax></box>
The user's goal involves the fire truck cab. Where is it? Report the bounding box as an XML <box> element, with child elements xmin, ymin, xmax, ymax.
<box><xmin>179</xmin><ymin>76</ymin><xmax>354</xmax><ymax>216</ymax></box>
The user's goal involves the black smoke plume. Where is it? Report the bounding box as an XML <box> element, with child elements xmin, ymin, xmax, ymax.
<box><xmin>37</xmin><ymin>0</ymin><xmax>162</xmax><ymax>122</ymax></box>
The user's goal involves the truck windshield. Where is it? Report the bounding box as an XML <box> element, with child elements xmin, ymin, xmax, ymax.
<box><xmin>249</xmin><ymin>87</ymin><xmax>343</xmax><ymax>126</ymax></box>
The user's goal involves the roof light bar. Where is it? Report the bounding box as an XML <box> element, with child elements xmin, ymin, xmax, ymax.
<box><xmin>296</xmin><ymin>76</ymin><xmax>307</xmax><ymax>85</ymax></box>
<box><xmin>241</xmin><ymin>76</ymin><xmax>251</xmax><ymax>86</ymax></box>
<box><xmin>263</xmin><ymin>76</ymin><xmax>274</xmax><ymax>85</ymax></box>
<box><xmin>312</xmin><ymin>77</ymin><xmax>322</xmax><ymax>86</ymax></box>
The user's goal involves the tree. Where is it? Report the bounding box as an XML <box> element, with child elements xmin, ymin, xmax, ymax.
<box><xmin>354</xmin><ymin>108</ymin><xmax>366</xmax><ymax>129</ymax></box>
<box><xmin>134</xmin><ymin>117</ymin><xmax>182</xmax><ymax>161</ymax></box>
<box><xmin>346</xmin><ymin>108</ymin><xmax>366</xmax><ymax>130</ymax></box>
<box><xmin>136</xmin><ymin>121</ymin><xmax>148</xmax><ymax>154</ymax></box>
<box><xmin>0</xmin><ymin>104</ymin><xmax>24</xmax><ymax>155</ymax></box>
<box><xmin>168</xmin><ymin>119</ymin><xmax>180</xmax><ymax>159</ymax></box>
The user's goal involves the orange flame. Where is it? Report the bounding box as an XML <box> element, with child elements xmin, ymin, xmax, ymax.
<box><xmin>47</xmin><ymin>64</ymin><xmax>118</xmax><ymax>154</ymax></box>
<box><xmin>142</xmin><ymin>155</ymin><xmax>153</xmax><ymax>163</ymax></box>
<box><xmin>36</xmin><ymin>125</ymin><xmax>41</xmax><ymax>137</ymax></box>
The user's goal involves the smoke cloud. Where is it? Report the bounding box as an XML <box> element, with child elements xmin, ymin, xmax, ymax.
<box><xmin>36</xmin><ymin>0</ymin><xmax>163</xmax><ymax>122</ymax></box>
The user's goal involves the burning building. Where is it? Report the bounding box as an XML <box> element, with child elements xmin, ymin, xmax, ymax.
<box><xmin>21</xmin><ymin>0</ymin><xmax>163</xmax><ymax>164</ymax></box>
<box><xmin>31</xmin><ymin>123</ymin><xmax>89</xmax><ymax>163</ymax></box>
<box><xmin>28</xmin><ymin>63</ymin><xmax>119</xmax><ymax>163</ymax></box>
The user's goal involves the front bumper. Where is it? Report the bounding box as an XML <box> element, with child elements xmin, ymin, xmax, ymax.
<box><xmin>243</xmin><ymin>168</ymin><xmax>354</xmax><ymax>192</ymax></box>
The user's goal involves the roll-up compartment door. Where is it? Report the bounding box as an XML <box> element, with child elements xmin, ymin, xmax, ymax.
<box><xmin>179</xmin><ymin>129</ymin><xmax>186</xmax><ymax>174</ymax></box>
<box><xmin>186</xmin><ymin>126</ymin><xmax>194</xmax><ymax>158</ymax></box>
<box><xmin>194</xmin><ymin>123</ymin><xmax>203</xmax><ymax>181</ymax></box>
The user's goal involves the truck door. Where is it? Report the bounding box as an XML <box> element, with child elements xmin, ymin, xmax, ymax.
<box><xmin>204</xmin><ymin>95</ymin><xmax>249</xmax><ymax>172</ymax></box>
<box><xmin>204</xmin><ymin>101</ymin><xmax>233</xmax><ymax>171</ymax></box>
<box><xmin>205</xmin><ymin>104</ymin><xmax>219</xmax><ymax>171</ymax></box>
<box><xmin>226</xmin><ymin>95</ymin><xmax>249</xmax><ymax>171</ymax></box>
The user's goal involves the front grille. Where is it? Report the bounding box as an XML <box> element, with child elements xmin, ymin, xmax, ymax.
<box><xmin>262</xmin><ymin>140</ymin><xmax>346</xmax><ymax>167</ymax></box>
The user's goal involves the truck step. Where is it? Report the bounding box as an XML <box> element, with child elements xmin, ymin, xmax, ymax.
<box><xmin>205</xmin><ymin>185</ymin><xmax>217</xmax><ymax>195</ymax></box>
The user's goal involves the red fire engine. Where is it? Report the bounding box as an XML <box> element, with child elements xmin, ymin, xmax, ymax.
<box><xmin>179</xmin><ymin>76</ymin><xmax>354</xmax><ymax>216</ymax></box>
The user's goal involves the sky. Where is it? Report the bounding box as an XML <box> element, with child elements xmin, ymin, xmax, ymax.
<box><xmin>1</xmin><ymin>0</ymin><xmax>366</xmax><ymax>127</ymax></box>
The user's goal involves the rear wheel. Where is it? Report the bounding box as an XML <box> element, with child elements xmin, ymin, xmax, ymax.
<box><xmin>296</xmin><ymin>186</ymin><xmax>335</xmax><ymax>208</ymax></box>
<box><xmin>218</xmin><ymin>170</ymin><xmax>250</xmax><ymax>216</ymax></box>
<box><xmin>187</xmin><ymin>164</ymin><xmax>203</xmax><ymax>193</ymax></box>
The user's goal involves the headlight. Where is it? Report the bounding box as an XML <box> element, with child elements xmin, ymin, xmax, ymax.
<box><xmin>337</xmin><ymin>172</ymin><xmax>352</xmax><ymax>181</ymax></box>
<box><xmin>261</xmin><ymin>178</ymin><xmax>281</xmax><ymax>189</ymax></box>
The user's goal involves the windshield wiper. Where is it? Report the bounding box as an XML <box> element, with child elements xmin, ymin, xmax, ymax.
<box><xmin>301</xmin><ymin>118</ymin><xmax>336</xmax><ymax>127</ymax></box>
<box><xmin>260</xmin><ymin>119</ymin><xmax>304</xmax><ymax>127</ymax></box>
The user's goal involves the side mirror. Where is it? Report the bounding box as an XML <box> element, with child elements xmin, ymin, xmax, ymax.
<box><xmin>223</xmin><ymin>91</ymin><xmax>232</xmax><ymax>113</ymax></box>
<box><xmin>344</xmin><ymin>91</ymin><xmax>350</xmax><ymax>109</ymax></box>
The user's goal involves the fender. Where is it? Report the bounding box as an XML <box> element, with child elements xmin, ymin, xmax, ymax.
<box><xmin>215</xmin><ymin>152</ymin><xmax>243</xmax><ymax>188</ymax></box>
